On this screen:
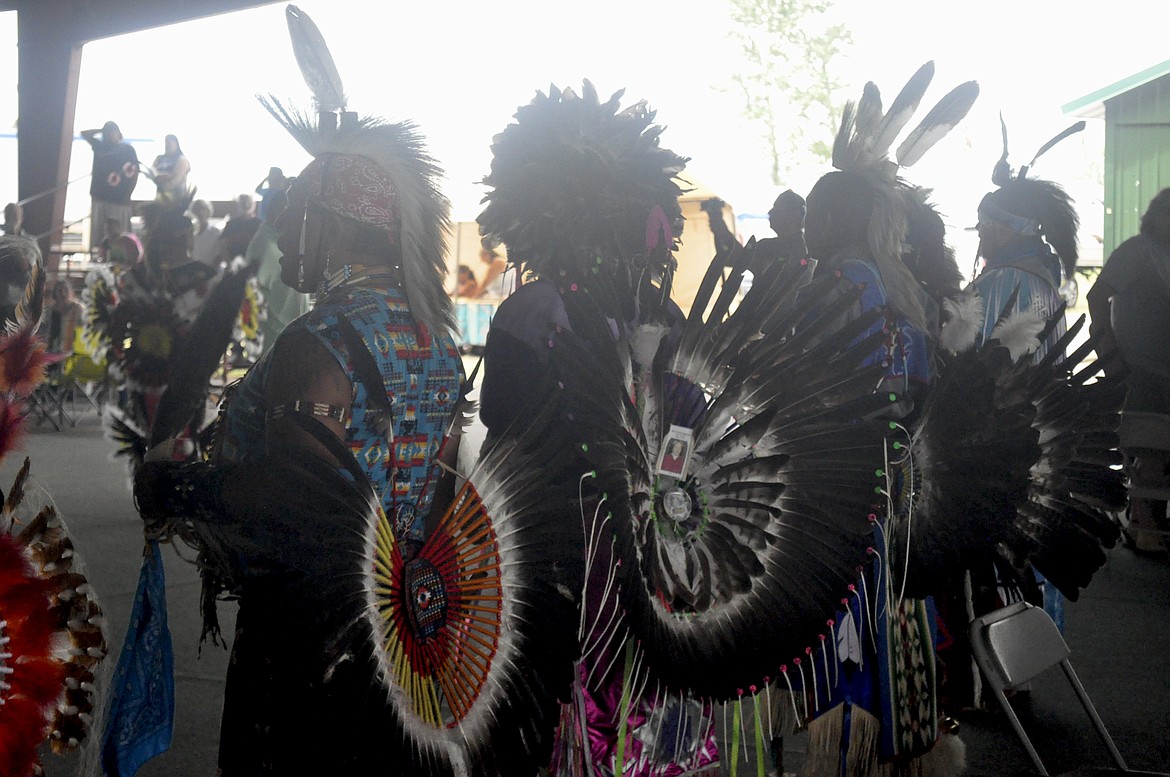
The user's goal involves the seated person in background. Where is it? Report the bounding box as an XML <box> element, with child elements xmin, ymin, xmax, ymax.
<box><xmin>455</xmin><ymin>264</ymin><xmax>477</xmax><ymax>298</ymax></box>
<box><xmin>43</xmin><ymin>279</ymin><xmax>85</xmax><ymax>353</ymax></box>
<box><xmin>475</xmin><ymin>243</ymin><xmax>510</xmax><ymax>299</ymax></box>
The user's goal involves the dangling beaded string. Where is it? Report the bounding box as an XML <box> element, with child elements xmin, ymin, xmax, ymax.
<box><xmin>827</xmin><ymin>618</ymin><xmax>840</xmax><ymax>684</ymax></box>
<box><xmin>804</xmin><ymin>648</ymin><xmax>819</xmax><ymax>713</ymax></box>
<box><xmin>779</xmin><ymin>664</ymin><xmax>801</xmax><ymax>725</ymax></box>
<box><xmin>672</xmin><ymin>688</ymin><xmax>686</xmax><ymax>763</ymax></box>
<box><xmin>889</xmin><ymin>421</ymin><xmax>916</xmax><ymax>608</ymax></box>
<box><xmin>794</xmin><ymin>657</ymin><xmax>809</xmax><ymax>720</ymax></box>
<box><xmin>819</xmin><ymin>631</ymin><xmax>832</xmax><ymax>697</ymax></box>
<box><xmin>855</xmin><ymin>573</ymin><xmax>878</xmax><ymax>654</ymax></box>
<box><xmin>587</xmin><ymin>601</ymin><xmax>629</xmax><ymax>689</ymax></box>
<box><xmin>871</xmin><ymin>458</ymin><xmax>895</xmax><ymax>621</ymax></box>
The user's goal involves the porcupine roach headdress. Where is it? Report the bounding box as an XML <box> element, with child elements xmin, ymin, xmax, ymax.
<box><xmin>477</xmin><ymin>81</ymin><xmax>689</xmax><ymax>298</ymax></box>
<box><xmin>809</xmin><ymin>61</ymin><xmax>978</xmax><ymax>333</ymax></box>
<box><xmin>260</xmin><ymin>5</ymin><xmax>453</xmax><ymax>338</ymax></box>
<box><xmin>977</xmin><ymin>116</ymin><xmax>1084</xmax><ymax>286</ymax></box>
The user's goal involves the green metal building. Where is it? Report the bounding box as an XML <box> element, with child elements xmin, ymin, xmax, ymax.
<box><xmin>1064</xmin><ymin>59</ymin><xmax>1170</xmax><ymax>259</ymax></box>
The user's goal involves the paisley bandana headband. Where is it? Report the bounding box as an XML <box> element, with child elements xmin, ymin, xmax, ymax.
<box><xmin>295</xmin><ymin>153</ymin><xmax>401</xmax><ymax>242</ymax></box>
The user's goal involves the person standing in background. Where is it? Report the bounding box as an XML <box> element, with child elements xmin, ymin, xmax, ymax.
<box><xmin>218</xmin><ymin>194</ymin><xmax>261</xmax><ymax>264</ymax></box>
<box><xmin>189</xmin><ymin>199</ymin><xmax>222</xmax><ymax>267</ymax></box>
<box><xmin>1087</xmin><ymin>188</ymin><xmax>1170</xmax><ymax>554</ymax></box>
<box><xmin>81</xmin><ymin>121</ymin><xmax>139</xmax><ymax>250</ymax></box>
<box><xmin>151</xmin><ymin>134</ymin><xmax>191</xmax><ymax>201</ymax></box>
<box><xmin>254</xmin><ymin>167</ymin><xmax>292</xmax><ymax>221</ymax></box>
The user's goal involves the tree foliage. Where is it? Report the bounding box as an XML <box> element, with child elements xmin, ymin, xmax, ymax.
<box><xmin>728</xmin><ymin>0</ymin><xmax>851</xmax><ymax>185</ymax></box>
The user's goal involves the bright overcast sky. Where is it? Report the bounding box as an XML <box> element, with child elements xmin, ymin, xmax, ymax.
<box><xmin>2</xmin><ymin>0</ymin><xmax>1166</xmax><ymax>260</ymax></box>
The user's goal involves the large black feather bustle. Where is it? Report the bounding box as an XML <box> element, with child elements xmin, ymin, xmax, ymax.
<box><xmin>552</xmin><ymin>255</ymin><xmax>895</xmax><ymax>700</ymax></box>
<box><xmin>178</xmin><ymin>402</ymin><xmax>583</xmax><ymax>777</ymax></box>
<box><xmin>890</xmin><ymin>315</ymin><xmax>1125</xmax><ymax>602</ymax></box>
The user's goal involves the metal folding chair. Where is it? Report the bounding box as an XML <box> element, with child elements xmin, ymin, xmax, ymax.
<box><xmin>969</xmin><ymin>601</ymin><xmax>1168</xmax><ymax>776</ymax></box>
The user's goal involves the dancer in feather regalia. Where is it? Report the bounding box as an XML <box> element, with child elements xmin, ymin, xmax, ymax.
<box><xmin>928</xmin><ymin>119</ymin><xmax>1121</xmax><ymax>709</ymax></box>
<box><xmin>799</xmin><ymin>65</ymin><xmax>1125</xmax><ymax>776</ymax></box>
<box><xmin>478</xmin><ymin>82</ymin><xmax>927</xmax><ymax>777</ymax></box>
<box><xmin>796</xmin><ymin>62</ymin><xmax>979</xmax><ymax>777</ymax></box>
<box><xmin>131</xmin><ymin>7</ymin><xmax>584</xmax><ymax>776</ymax></box>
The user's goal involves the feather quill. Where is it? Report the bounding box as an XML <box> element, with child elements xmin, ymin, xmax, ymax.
<box><xmin>872</xmin><ymin>62</ymin><xmax>935</xmax><ymax>155</ymax></box>
<box><xmin>1025</xmin><ymin>120</ymin><xmax>1086</xmax><ymax>171</ymax></box>
<box><xmin>895</xmin><ymin>81</ymin><xmax>980</xmax><ymax>168</ymax></box>
<box><xmin>285</xmin><ymin>5</ymin><xmax>346</xmax><ymax>113</ymax></box>
<box><xmin>992</xmin><ymin>112</ymin><xmax>1013</xmax><ymax>186</ymax></box>
<box><xmin>852</xmin><ymin>82</ymin><xmax>884</xmax><ymax>157</ymax></box>
<box><xmin>831</xmin><ymin>101</ymin><xmax>857</xmax><ymax>170</ymax></box>
<box><xmin>3</xmin><ymin>456</ymin><xmax>29</xmax><ymax>518</ymax></box>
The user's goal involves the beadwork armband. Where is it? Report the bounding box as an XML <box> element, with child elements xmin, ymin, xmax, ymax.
<box><xmin>267</xmin><ymin>400</ymin><xmax>349</xmax><ymax>424</ymax></box>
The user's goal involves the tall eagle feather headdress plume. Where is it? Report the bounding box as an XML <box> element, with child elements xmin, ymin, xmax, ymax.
<box><xmin>827</xmin><ymin>62</ymin><xmax>979</xmax><ymax>333</ymax></box>
<box><xmin>259</xmin><ymin>6</ymin><xmax>453</xmax><ymax>338</ymax></box>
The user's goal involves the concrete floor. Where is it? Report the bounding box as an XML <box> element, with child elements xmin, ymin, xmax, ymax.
<box><xmin>11</xmin><ymin>405</ymin><xmax>1169</xmax><ymax>777</ymax></box>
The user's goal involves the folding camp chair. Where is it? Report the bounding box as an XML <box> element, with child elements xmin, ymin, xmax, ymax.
<box><xmin>57</xmin><ymin>330</ymin><xmax>109</xmax><ymax>417</ymax></box>
<box><xmin>26</xmin><ymin>364</ymin><xmax>69</xmax><ymax>430</ymax></box>
<box><xmin>969</xmin><ymin>601</ymin><xmax>1169</xmax><ymax>776</ymax></box>
<box><xmin>25</xmin><ymin>329</ymin><xmax>108</xmax><ymax>430</ymax></box>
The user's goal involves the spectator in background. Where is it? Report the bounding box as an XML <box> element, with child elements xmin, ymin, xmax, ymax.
<box><xmin>219</xmin><ymin>194</ymin><xmax>261</xmax><ymax>263</ymax></box>
<box><xmin>3</xmin><ymin>203</ymin><xmax>25</xmax><ymax>236</ymax></box>
<box><xmin>81</xmin><ymin>121</ymin><xmax>139</xmax><ymax>249</ymax></box>
<box><xmin>1087</xmin><ymin>188</ymin><xmax>1170</xmax><ymax>553</ymax></box>
<box><xmin>475</xmin><ymin>242</ymin><xmax>511</xmax><ymax>299</ymax></box>
<box><xmin>43</xmin><ymin>279</ymin><xmax>85</xmax><ymax>353</ymax></box>
<box><xmin>254</xmin><ymin>167</ymin><xmax>292</xmax><ymax>221</ymax></box>
<box><xmin>190</xmin><ymin>199</ymin><xmax>222</xmax><ymax>267</ymax></box>
<box><xmin>699</xmin><ymin>197</ymin><xmax>740</xmax><ymax>258</ymax></box>
<box><xmin>454</xmin><ymin>264</ymin><xmax>477</xmax><ymax>298</ymax></box>
<box><xmin>247</xmin><ymin>189</ymin><xmax>310</xmax><ymax>355</ymax></box>
<box><xmin>150</xmin><ymin>134</ymin><xmax>191</xmax><ymax>201</ymax></box>
<box><xmin>748</xmin><ymin>189</ymin><xmax>807</xmax><ymax>278</ymax></box>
